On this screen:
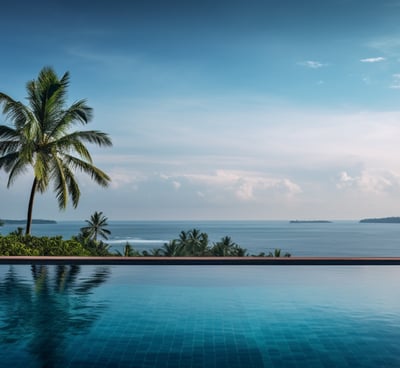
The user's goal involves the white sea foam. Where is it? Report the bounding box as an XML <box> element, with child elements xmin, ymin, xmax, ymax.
<box><xmin>107</xmin><ymin>239</ymin><xmax>168</xmax><ymax>245</ymax></box>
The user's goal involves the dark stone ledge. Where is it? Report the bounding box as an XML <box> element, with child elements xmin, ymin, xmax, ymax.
<box><xmin>1</xmin><ymin>256</ymin><xmax>400</xmax><ymax>265</ymax></box>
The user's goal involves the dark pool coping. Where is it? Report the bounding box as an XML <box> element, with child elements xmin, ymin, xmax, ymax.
<box><xmin>1</xmin><ymin>256</ymin><xmax>400</xmax><ymax>265</ymax></box>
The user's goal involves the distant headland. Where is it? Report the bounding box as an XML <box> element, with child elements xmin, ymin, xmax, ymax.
<box><xmin>290</xmin><ymin>220</ymin><xmax>332</xmax><ymax>224</ymax></box>
<box><xmin>359</xmin><ymin>217</ymin><xmax>400</xmax><ymax>224</ymax></box>
<box><xmin>1</xmin><ymin>219</ymin><xmax>57</xmax><ymax>225</ymax></box>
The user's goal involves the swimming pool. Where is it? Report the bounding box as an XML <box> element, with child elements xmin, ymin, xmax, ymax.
<box><xmin>1</xmin><ymin>265</ymin><xmax>399</xmax><ymax>367</ymax></box>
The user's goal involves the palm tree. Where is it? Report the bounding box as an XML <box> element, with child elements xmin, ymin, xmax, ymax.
<box><xmin>0</xmin><ymin>67</ymin><xmax>112</xmax><ymax>235</ymax></box>
<box><xmin>267</xmin><ymin>248</ymin><xmax>291</xmax><ymax>257</ymax></box>
<box><xmin>161</xmin><ymin>239</ymin><xmax>185</xmax><ymax>256</ymax></box>
<box><xmin>80</xmin><ymin>211</ymin><xmax>111</xmax><ymax>242</ymax></box>
<box><xmin>211</xmin><ymin>236</ymin><xmax>247</xmax><ymax>256</ymax></box>
<box><xmin>179</xmin><ymin>228</ymin><xmax>209</xmax><ymax>256</ymax></box>
<box><xmin>115</xmin><ymin>243</ymin><xmax>140</xmax><ymax>257</ymax></box>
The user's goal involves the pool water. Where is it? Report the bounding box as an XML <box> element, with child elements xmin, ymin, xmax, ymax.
<box><xmin>1</xmin><ymin>265</ymin><xmax>400</xmax><ymax>367</ymax></box>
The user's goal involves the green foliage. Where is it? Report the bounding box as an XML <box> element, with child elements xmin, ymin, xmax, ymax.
<box><xmin>145</xmin><ymin>229</ymin><xmax>249</xmax><ymax>257</ymax></box>
<box><xmin>0</xmin><ymin>226</ymin><xmax>290</xmax><ymax>258</ymax></box>
<box><xmin>0</xmin><ymin>235</ymin><xmax>89</xmax><ymax>256</ymax></box>
<box><xmin>9</xmin><ymin>227</ymin><xmax>24</xmax><ymax>236</ymax></box>
<box><xmin>72</xmin><ymin>232</ymin><xmax>112</xmax><ymax>256</ymax></box>
<box><xmin>211</xmin><ymin>236</ymin><xmax>248</xmax><ymax>256</ymax></box>
<box><xmin>174</xmin><ymin>229</ymin><xmax>210</xmax><ymax>256</ymax></box>
<box><xmin>84</xmin><ymin>240</ymin><xmax>112</xmax><ymax>256</ymax></box>
<box><xmin>255</xmin><ymin>248</ymin><xmax>291</xmax><ymax>257</ymax></box>
<box><xmin>115</xmin><ymin>243</ymin><xmax>141</xmax><ymax>257</ymax></box>
<box><xmin>0</xmin><ymin>236</ymin><xmax>39</xmax><ymax>256</ymax></box>
<box><xmin>160</xmin><ymin>240</ymin><xmax>186</xmax><ymax>256</ymax></box>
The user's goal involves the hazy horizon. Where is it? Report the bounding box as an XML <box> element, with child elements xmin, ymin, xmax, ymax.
<box><xmin>2</xmin><ymin>1</ymin><xmax>400</xmax><ymax>221</ymax></box>
<box><xmin>0</xmin><ymin>217</ymin><xmax>391</xmax><ymax>223</ymax></box>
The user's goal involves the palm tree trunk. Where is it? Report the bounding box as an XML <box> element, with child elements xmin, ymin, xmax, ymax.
<box><xmin>26</xmin><ymin>178</ymin><xmax>38</xmax><ymax>235</ymax></box>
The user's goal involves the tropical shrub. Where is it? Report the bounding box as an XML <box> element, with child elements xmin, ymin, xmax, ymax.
<box><xmin>83</xmin><ymin>240</ymin><xmax>112</xmax><ymax>256</ymax></box>
<box><xmin>0</xmin><ymin>236</ymin><xmax>39</xmax><ymax>256</ymax></box>
<box><xmin>0</xmin><ymin>235</ymin><xmax>89</xmax><ymax>256</ymax></box>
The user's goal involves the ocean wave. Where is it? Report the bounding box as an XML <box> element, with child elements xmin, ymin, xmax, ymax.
<box><xmin>107</xmin><ymin>239</ymin><xmax>168</xmax><ymax>245</ymax></box>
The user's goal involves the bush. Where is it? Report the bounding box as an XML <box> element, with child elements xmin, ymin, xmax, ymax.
<box><xmin>0</xmin><ymin>235</ymin><xmax>90</xmax><ymax>256</ymax></box>
<box><xmin>0</xmin><ymin>236</ymin><xmax>39</xmax><ymax>256</ymax></box>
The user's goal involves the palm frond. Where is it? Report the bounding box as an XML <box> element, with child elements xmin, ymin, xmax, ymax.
<box><xmin>0</xmin><ymin>94</ymin><xmax>31</xmax><ymax>129</ymax></box>
<box><xmin>52</xmin><ymin>154</ymin><xmax>68</xmax><ymax>209</ymax></box>
<box><xmin>33</xmin><ymin>152</ymin><xmax>50</xmax><ymax>191</ymax></box>
<box><xmin>27</xmin><ymin>67</ymin><xmax>68</xmax><ymax>135</ymax></box>
<box><xmin>61</xmin><ymin>130</ymin><xmax>112</xmax><ymax>147</ymax></box>
<box><xmin>64</xmin><ymin>154</ymin><xmax>111</xmax><ymax>187</ymax></box>
<box><xmin>62</xmin><ymin>100</ymin><xmax>93</xmax><ymax>125</ymax></box>
<box><xmin>0</xmin><ymin>140</ymin><xmax>20</xmax><ymax>156</ymax></box>
<box><xmin>6</xmin><ymin>157</ymin><xmax>28</xmax><ymax>187</ymax></box>
<box><xmin>64</xmin><ymin>165</ymin><xmax>80</xmax><ymax>208</ymax></box>
<box><xmin>0</xmin><ymin>152</ymin><xmax>20</xmax><ymax>171</ymax></box>
<box><xmin>48</xmin><ymin>99</ymin><xmax>93</xmax><ymax>140</ymax></box>
<box><xmin>50</xmin><ymin>136</ymin><xmax>93</xmax><ymax>163</ymax></box>
<box><xmin>0</xmin><ymin>125</ymin><xmax>19</xmax><ymax>140</ymax></box>
<box><xmin>52</xmin><ymin>154</ymin><xmax>82</xmax><ymax>209</ymax></box>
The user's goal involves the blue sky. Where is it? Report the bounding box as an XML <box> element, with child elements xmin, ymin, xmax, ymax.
<box><xmin>2</xmin><ymin>0</ymin><xmax>400</xmax><ymax>220</ymax></box>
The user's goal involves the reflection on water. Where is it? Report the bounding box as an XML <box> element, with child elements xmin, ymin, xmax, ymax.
<box><xmin>0</xmin><ymin>265</ymin><xmax>110</xmax><ymax>367</ymax></box>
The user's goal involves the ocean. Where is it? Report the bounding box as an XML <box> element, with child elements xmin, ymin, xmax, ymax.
<box><xmin>1</xmin><ymin>220</ymin><xmax>400</xmax><ymax>257</ymax></box>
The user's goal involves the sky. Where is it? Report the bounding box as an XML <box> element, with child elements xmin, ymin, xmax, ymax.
<box><xmin>1</xmin><ymin>0</ymin><xmax>400</xmax><ymax>221</ymax></box>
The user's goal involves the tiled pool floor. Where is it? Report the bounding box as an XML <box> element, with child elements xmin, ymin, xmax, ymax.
<box><xmin>1</xmin><ymin>265</ymin><xmax>400</xmax><ymax>367</ymax></box>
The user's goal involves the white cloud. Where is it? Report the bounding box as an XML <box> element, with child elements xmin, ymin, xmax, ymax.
<box><xmin>182</xmin><ymin>170</ymin><xmax>302</xmax><ymax>202</ymax></box>
<box><xmin>105</xmin><ymin>168</ymin><xmax>147</xmax><ymax>189</ymax></box>
<box><xmin>337</xmin><ymin>171</ymin><xmax>355</xmax><ymax>189</ymax></box>
<box><xmin>6</xmin><ymin>95</ymin><xmax>400</xmax><ymax>220</ymax></box>
<box><xmin>298</xmin><ymin>60</ymin><xmax>326</xmax><ymax>69</ymax></box>
<box><xmin>337</xmin><ymin>169</ymin><xmax>400</xmax><ymax>194</ymax></box>
<box><xmin>360</xmin><ymin>57</ymin><xmax>385</xmax><ymax>63</ymax></box>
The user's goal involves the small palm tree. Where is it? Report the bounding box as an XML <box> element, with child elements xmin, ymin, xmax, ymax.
<box><xmin>9</xmin><ymin>227</ymin><xmax>24</xmax><ymax>237</ymax></box>
<box><xmin>80</xmin><ymin>211</ymin><xmax>111</xmax><ymax>242</ymax></box>
<box><xmin>149</xmin><ymin>248</ymin><xmax>162</xmax><ymax>256</ymax></box>
<box><xmin>0</xmin><ymin>67</ymin><xmax>112</xmax><ymax>235</ymax></box>
<box><xmin>180</xmin><ymin>228</ymin><xmax>209</xmax><ymax>256</ymax></box>
<box><xmin>211</xmin><ymin>236</ymin><xmax>247</xmax><ymax>256</ymax></box>
<box><xmin>161</xmin><ymin>240</ymin><xmax>185</xmax><ymax>256</ymax></box>
<box><xmin>115</xmin><ymin>243</ymin><xmax>140</xmax><ymax>257</ymax></box>
<box><xmin>267</xmin><ymin>248</ymin><xmax>291</xmax><ymax>257</ymax></box>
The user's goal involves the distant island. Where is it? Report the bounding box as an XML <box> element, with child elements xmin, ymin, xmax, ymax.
<box><xmin>290</xmin><ymin>220</ymin><xmax>332</xmax><ymax>224</ymax></box>
<box><xmin>1</xmin><ymin>219</ymin><xmax>57</xmax><ymax>225</ymax></box>
<box><xmin>360</xmin><ymin>217</ymin><xmax>400</xmax><ymax>224</ymax></box>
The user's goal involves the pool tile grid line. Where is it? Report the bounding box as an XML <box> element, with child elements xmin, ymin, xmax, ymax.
<box><xmin>3</xmin><ymin>256</ymin><xmax>400</xmax><ymax>265</ymax></box>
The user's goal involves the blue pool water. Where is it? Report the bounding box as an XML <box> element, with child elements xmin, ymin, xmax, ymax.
<box><xmin>1</xmin><ymin>265</ymin><xmax>400</xmax><ymax>367</ymax></box>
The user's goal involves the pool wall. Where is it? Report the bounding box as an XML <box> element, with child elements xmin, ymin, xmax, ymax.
<box><xmin>1</xmin><ymin>256</ymin><xmax>400</xmax><ymax>265</ymax></box>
